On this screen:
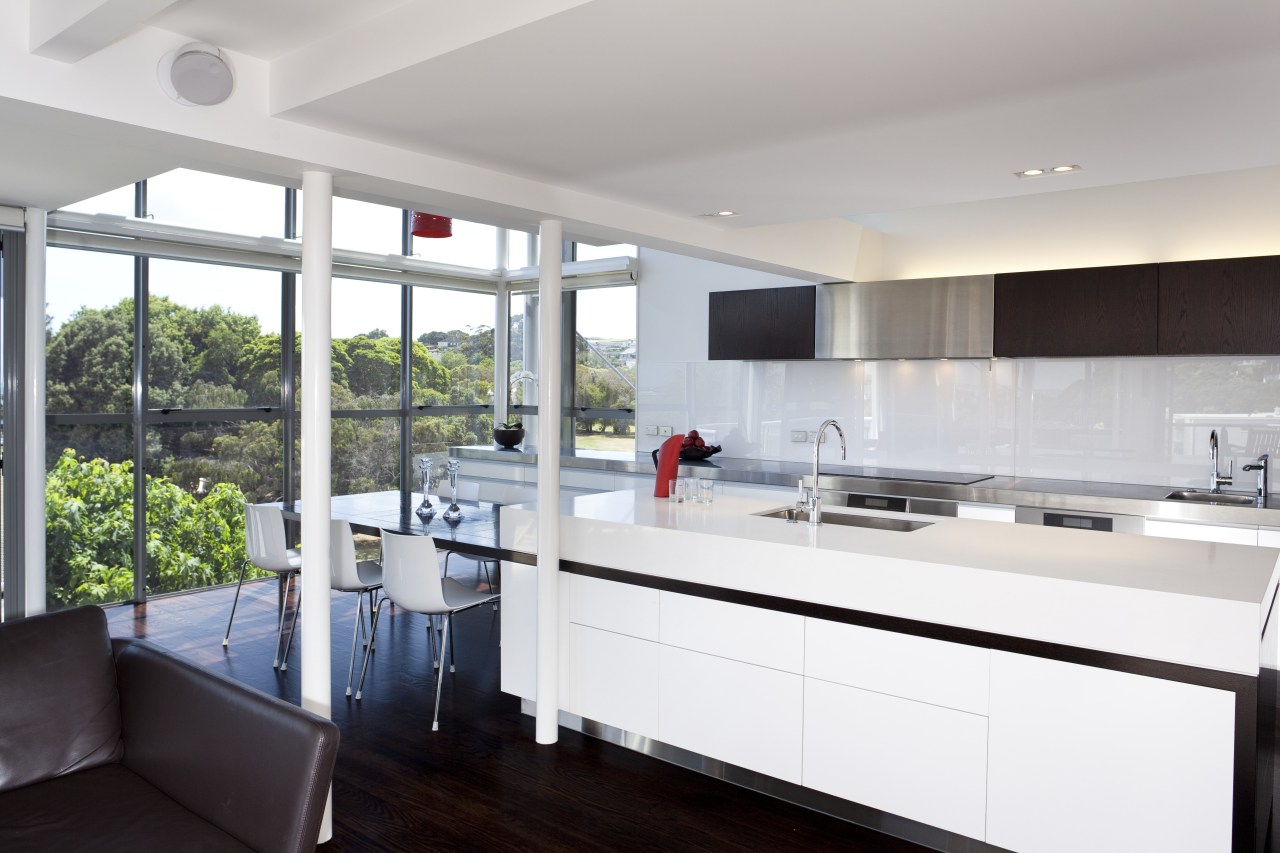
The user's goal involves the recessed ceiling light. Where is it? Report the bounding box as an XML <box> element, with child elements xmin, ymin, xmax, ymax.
<box><xmin>698</xmin><ymin>210</ymin><xmax>738</xmax><ymax>217</ymax></box>
<box><xmin>1016</xmin><ymin>165</ymin><xmax>1082</xmax><ymax>179</ymax></box>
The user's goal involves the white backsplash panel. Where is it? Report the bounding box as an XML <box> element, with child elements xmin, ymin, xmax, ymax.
<box><xmin>640</xmin><ymin>353</ymin><xmax>1280</xmax><ymax>488</ymax></box>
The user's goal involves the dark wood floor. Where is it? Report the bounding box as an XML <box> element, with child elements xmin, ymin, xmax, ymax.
<box><xmin>105</xmin><ymin>562</ymin><xmax>935</xmax><ymax>853</ymax></box>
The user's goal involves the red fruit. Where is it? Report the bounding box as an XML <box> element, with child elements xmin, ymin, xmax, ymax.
<box><xmin>688</xmin><ymin>429</ymin><xmax>699</xmax><ymax>439</ymax></box>
<box><xmin>694</xmin><ymin>437</ymin><xmax>706</xmax><ymax>448</ymax></box>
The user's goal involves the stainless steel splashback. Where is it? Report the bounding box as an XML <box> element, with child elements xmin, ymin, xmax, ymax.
<box><xmin>815</xmin><ymin>275</ymin><xmax>994</xmax><ymax>359</ymax></box>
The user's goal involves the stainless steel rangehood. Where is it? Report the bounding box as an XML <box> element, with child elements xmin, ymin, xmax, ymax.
<box><xmin>815</xmin><ymin>275</ymin><xmax>994</xmax><ymax>360</ymax></box>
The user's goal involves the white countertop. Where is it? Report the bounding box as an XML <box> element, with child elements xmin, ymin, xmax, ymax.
<box><xmin>501</xmin><ymin>487</ymin><xmax>1280</xmax><ymax>676</ymax></box>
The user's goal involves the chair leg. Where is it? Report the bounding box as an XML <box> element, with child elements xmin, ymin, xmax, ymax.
<box><xmin>280</xmin><ymin>574</ymin><xmax>301</xmax><ymax>671</ymax></box>
<box><xmin>355</xmin><ymin>596</ymin><xmax>387</xmax><ymax>701</ymax></box>
<box><xmin>432</xmin><ymin>612</ymin><xmax>451</xmax><ymax>732</ymax></box>
<box><xmin>448</xmin><ymin>611</ymin><xmax>456</xmax><ymax>673</ymax></box>
<box><xmin>222</xmin><ymin>560</ymin><xmax>249</xmax><ymax>647</ymax></box>
<box><xmin>345</xmin><ymin>591</ymin><xmax>363</xmax><ymax>697</ymax></box>
<box><xmin>273</xmin><ymin>573</ymin><xmax>291</xmax><ymax>669</ymax></box>
<box><xmin>428</xmin><ymin>614</ymin><xmax>439</xmax><ymax>669</ymax></box>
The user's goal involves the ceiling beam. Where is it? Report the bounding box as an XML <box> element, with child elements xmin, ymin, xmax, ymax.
<box><xmin>270</xmin><ymin>0</ymin><xmax>593</xmax><ymax>116</ymax></box>
<box><xmin>29</xmin><ymin>0</ymin><xmax>180</xmax><ymax>63</ymax></box>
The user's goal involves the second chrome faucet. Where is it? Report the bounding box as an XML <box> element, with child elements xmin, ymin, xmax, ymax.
<box><xmin>807</xmin><ymin>419</ymin><xmax>847</xmax><ymax>525</ymax></box>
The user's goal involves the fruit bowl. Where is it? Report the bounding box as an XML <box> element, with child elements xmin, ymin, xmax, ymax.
<box><xmin>679</xmin><ymin>444</ymin><xmax>722</xmax><ymax>461</ymax></box>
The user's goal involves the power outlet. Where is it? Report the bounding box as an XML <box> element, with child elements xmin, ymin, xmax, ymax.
<box><xmin>790</xmin><ymin>430</ymin><xmax>808</xmax><ymax>442</ymax></box>
<box><xmin>644</xmin><ymin>425</ymin><xmax>659</xmax><ymax>436</ymax></box>
<box><xmin>657</xmin><ymin>426</ymin><xmax>673</xmax><ymax>437</ymax></box>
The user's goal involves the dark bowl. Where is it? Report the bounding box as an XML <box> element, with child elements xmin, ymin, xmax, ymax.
<box><xmin>679</xmin><ymin>444</ymin><xmax>722</xmax><ymax>461</ymax></box>
<box><xmin>494</xmin><ymin>427</ymin><xmax>525</xmax><ymax>448</ymax></box>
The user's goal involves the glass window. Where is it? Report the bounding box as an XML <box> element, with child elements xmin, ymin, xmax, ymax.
<box><xmin>411</xmin><ymin>288</ymin><xmax>495</xmax><ymax>408</ymax></box>
<box><xmin>45</xmin><ymin>426</ymin><xmax>135</xmax><ymax>610</ymax></box>
<box><xmin>146</xmin><ymin>168</ymin><xmax>284</xmax><ymax>237</ymax></box>
<box><xmin>331</xmin><ymin>417</ymin><xmax>400</xmax><ymax>494</ymax></box>
<box><xmin>58</xmin><ymin>183</ymin><xmax>136</xmax><ymax>217</ymax></box>
<box><xmin>506</xmin><ymin>230</ymin><xmax>533</xmax><ymax>270</ymax></box>
<box><xmin>412</xmin><ymin>218</ymin><xmax>498</xmax><ymax>269</ymax></box>
<box><xmin>46</xmin><ymin>248</ymin><xmax>135</xmax><ymax>414</ymax></box>
<box><xmin>148</xmin><ymin>259</ymin><xmax>283</xmax><ymax>409</ymax></box>
<box><xmin>328</xmin><ymin>197</ymin><xmax>404</xmax><ymax>256</ymax></box>
<box><xmin>575</xmin><ymin>286</ymin><xmax>636</xmax><ymax>452</ymax></box>
<box><xmin>574</xmin><ymin>242</ymin><xmax>637</xmax><ymax>261</ymax></box>
<box><xmin>330</xmin><ymin>278</ymin><xmax>402</xmax><ymax>410</ymax></box>
<box><xmin>145</xmin><ymin>421</ymin><xmax>280</xmax><ymax>595</ymax></box>
<box><xmin>412</xmin><ymin>414</ymin><xmax>486</xmax><ymax>460</ymax></box>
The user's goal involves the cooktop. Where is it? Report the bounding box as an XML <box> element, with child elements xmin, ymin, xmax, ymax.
<box><xmin>821</xmin><ymin>465</ymin><xmax>992</xmax><ymax>486</ymax></box>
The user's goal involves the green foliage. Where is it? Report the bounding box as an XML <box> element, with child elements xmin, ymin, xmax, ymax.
<box><xmin>45</xmin><ymin>449</ymin><xmax>254</xmax><ymax>609</ymax></box>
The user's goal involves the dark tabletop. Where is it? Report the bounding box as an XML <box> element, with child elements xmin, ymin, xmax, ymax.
<box><xmin>278</xmin><ymin>490</ymin><xmax>534</xmax><ymax>564</ymax></box>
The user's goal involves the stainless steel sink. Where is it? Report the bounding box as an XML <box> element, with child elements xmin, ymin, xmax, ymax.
<box><xmin>1163</xmin><ymin>490</ymin><xmax>1258</xmax><ymax>507</ymax></box>
<box><xmin>755</xmin><ymin>507</ymin><xmax>931</xmax><ymax>532</ymax></box>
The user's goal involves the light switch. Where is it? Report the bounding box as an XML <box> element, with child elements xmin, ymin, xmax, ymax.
<box><xmin>790</xmin><ymin>431</ymin><xmax>807</xmax><ymax>442</ymax></box>
<box><xmin>644</xmin><ymin>425</ymin><xmax>659</xmax><ymax>436</ymax></box>
<box><xmin>657</xmin><ymin>426</ymin><xmax>673</xmax><ymax>437</ymax></box>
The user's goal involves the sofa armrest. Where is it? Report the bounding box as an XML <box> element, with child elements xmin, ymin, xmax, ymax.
<box><xmin>112</xmin><ymin>638</ymin><xmax>339</xmax><ymax>853</ymax></box>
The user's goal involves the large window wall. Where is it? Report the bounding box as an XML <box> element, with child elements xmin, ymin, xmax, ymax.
<box><xmin>41</xmin><ymin>169</ymin><xmax>636</xmax><ymax>610</ymax></box>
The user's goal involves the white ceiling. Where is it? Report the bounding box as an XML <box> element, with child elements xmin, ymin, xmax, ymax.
<box><xmin>8</xmin><ymin>0</ymin><xmax>1280</xmax><ymax>237</ymax></box>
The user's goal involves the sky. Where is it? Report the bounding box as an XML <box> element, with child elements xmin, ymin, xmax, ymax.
<box><xmin>48</xmin><ymin>169</ymin><xmax>637</xmax><ymax>340</ymax></box>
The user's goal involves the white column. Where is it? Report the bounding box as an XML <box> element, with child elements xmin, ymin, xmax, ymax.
<box><xmin>535</xmin><ymin>219</ymin><xmax>562</xmax><ymax>744</ymax></box>
<box><xmin>299</xmin><ymin>171</ymin><xmax>334</xmax><ymax>841</ymax></box>
<box><xmin>23</xmin><ymin>209</ymin><xmax>46</xmax><ymax>615</ymax></box>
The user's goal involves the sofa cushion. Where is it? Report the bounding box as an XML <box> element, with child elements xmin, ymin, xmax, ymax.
<box><xmin>0</xmin><ymin>763</ymin><xmax>254</xmax><ymax>853</ymax></box>
<box><xmin>0</xmin><ymin>606</ymin><xmax>123</xmax><ymax>794</ymax></box>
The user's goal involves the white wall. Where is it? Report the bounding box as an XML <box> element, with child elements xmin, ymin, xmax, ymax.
<box><xmin>637</xmin><ymin>168</ymin><xmax>1280</xmax><ymax>489</ymax></box>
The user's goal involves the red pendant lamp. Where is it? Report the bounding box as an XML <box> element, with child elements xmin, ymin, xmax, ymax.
<box><xmin>410</xmin><ymin>211</ymin><xmax>452</xmax><ymax>238</ymax></box>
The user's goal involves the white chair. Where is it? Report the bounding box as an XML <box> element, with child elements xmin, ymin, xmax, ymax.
<box><xmin>330</xmin><ymin>519</ymin><xmax>383</xmax><ymax>697</ymax></box>
<box><xmin>222</xmin><ymin>503</ymin><xmax>302</xmax><ymax>670</ymax></box>
<box><xmin>355</xmin><ymin>530</ymin><xmax>499</xmax><ymax>730</ymax></box>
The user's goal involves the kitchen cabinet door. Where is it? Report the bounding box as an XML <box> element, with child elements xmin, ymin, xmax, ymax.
<box><xmin>659</xmin><ymin>644</ymin><xmax>803</xmax><ymax>783</ymax></box>
<box><xmin>661</xmin><ymin>591</ymin><xmax>804</xmax><ymax>673</ymax></box>
<box><xmin>803</xmin><ymin>678</ymin><xmax>988</xmax><ymax>840</ymax></box>
<box><xmin>1144</xmin><ymin>518</ymin><xmax>1257</xmax><ymax>546</ymax></box>
<box><xmin>805</xmin><ymin>618</ymin><xmax>990</xmax><ymax>714</ymax></box>
<box><xmin>994</xmin><ymin>263</ymin><xmax>1158</xmax><ymax>357</ymax></box>
<box><xmin>1158</xmin><ymin>255</ymin><xmax>1280</xmax><ymax>355</ymax></box>
<box><xmin>986</xmin><ymin>651</ymin><xmax>1234</xmax><ymax>853</ymax></box>
<box><xmin>565</xmin><ymin>623</ymin><xmax>660</xmax><ymax>739</ymax></box>
<box><xmin>708</xmin><ymin>285</ymin><xmax>816</xmax><ymax>360</ymax></box>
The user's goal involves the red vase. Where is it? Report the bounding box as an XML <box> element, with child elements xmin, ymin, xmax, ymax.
<box><xmin>653</xmin><ymin>434</ymin><xmax>685</xmax><ymax>497</ymax></box>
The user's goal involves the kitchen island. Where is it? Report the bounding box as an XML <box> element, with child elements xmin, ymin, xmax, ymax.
<box><xmin>500</xmin><ymin>488</ymin><xmax>1279</xmax><ymax>853</ymax></box>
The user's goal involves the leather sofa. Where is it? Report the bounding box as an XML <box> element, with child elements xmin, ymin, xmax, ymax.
<box><xmin>0</xmin><ymin>605</ymin><xmax>339</xmax><ymax>852</ymax></box>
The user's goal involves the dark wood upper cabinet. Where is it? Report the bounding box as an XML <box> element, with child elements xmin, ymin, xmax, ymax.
<box><xmin>708</xmin><ymin>285</ymin><xmax>816</xmax><ymax>360</ymax></box>
<box><xmin>1157</xmin><ymin>256</ymin><xmax>1280</xmax><ymax>355</ymax></box>
<box><xmin>993</xmin><ymin>264</ymin><xmax>1158</xmax><ymax>357</ymax></box>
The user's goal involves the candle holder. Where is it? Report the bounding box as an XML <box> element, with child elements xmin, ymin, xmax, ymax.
<box><xmin>416</xmin><ymin>458</ymin><xmax>440</xmax><ymax>521</ymax></box>
<box><xmin>442</xmin><ymin>460</ymin><xmax>463</xmax><ymax>523</ymax></box>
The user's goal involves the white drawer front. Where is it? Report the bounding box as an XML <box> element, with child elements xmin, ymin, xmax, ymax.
<box><xmin>566</xmin><ymin>623</ymin><xmax>660</xmax><ymax>739</ymax></box>
<box><xmin>804</xmin><ymin>678</ymin><xmax>988</xmax><ymax>840</ymax></box>
<box><xmin>660</xmin><ymin>591</ymin><xmax>804</xmax><ymax>673</ymax></box>
<box><xmin>987</xmin><ymin>651</ymin><xmax>1234</xmax><ymax>853</ymax></box>
<box><xmin>659</xmin><ymin>645</ymin><xmax>803</xmax><ymax>783</ymax></box>
<box><xmin>805</xmin><ymin>619</ymin><xmax>990</xmax><ymax>715</ymax></box>
<box><xmin>1144</xmin><ymin>518</ymin><xmax>1257</xmax><ymax>546</ymax></box>
<box><xmin>569</xmin><ymin>574</ymin><xmax>660</xmax><ymax>641</ymax></box>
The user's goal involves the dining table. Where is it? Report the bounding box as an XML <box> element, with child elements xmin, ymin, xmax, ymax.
<box><xmin>276</xmin><ymin>489</ymin><xmax>536</xmax><ymax>565</ymax></box>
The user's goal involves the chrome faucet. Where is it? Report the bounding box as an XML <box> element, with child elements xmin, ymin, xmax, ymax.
<box><xmin>807</xmin><ymin>419</ymin><xmax>847</xmax><ymax>526</ymax></box>
<box><xmin>1209</xmin><ymin>429</ymin><xmax>1233</xmax><ymax>493</ymax></box>
<box><xmin>1243</xmin><ymin>453</ymin><xmax>1269</xmax><ymax>505</ymax></box>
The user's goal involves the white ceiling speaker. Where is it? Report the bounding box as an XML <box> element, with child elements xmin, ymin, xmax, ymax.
<box><xmin>158</xmin><ymin>42</ymin><xmax>234</xmax><ymax>106</ymax></box>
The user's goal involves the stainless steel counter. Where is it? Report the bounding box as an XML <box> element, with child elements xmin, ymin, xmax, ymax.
<box><xmin>449</xmin><ymin>445</ymin><xmax>1280</xmax><ymax>527</ymax></box>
